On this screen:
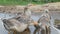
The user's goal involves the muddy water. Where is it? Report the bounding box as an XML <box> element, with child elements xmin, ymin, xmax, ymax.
<box><xmin>0</xmin><ymin>12</ymin><xmax>60</xmax><ymax>34</ymax></box>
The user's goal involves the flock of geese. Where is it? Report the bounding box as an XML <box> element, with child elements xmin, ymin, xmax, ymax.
<box><xmin>1</xmin><ymin>6</ymin><xmax>60</xmax><ymax>34</ymax></box>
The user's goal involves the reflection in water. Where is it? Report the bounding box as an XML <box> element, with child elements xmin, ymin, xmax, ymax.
<box><xmin>33</xmin><ymin>28</ymin><xmax>41</xmax><ymax>34</ymax></box>
<box><xmin>33</xmin><ymin>26</ymin><xmax>51</xmax><ymax>34</ymax></box>
<box><xmin>13</xmin><ymin>28</ymin><xmax>31</xmax><ymax>34</ymax></box>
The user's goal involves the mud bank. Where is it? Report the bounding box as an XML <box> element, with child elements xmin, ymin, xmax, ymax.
<box><xmin>0</xmin><ymin>2</ymin><xmax>60</xmax><ymax>14</ymax></box>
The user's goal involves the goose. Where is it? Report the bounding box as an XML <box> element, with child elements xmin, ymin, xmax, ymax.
<box><xmin>37</xmin><ymin>9</ymin><xmax>51</xmax><ymax>34</ymax></box>
<box><xmin>1</xmin><ymin>6</ymin><xmax>37</xmax><ymax>34</ymax></box>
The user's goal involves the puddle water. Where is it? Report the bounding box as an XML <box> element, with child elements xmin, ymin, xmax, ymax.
<box><xmin>0</xmin><ymin>13</ymin><xmax>60</xmax><ymax>34</ymax></box>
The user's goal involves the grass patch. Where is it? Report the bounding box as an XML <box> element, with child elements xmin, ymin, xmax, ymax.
<box><xmin>0</xmin><ymin>0</ymin><xmax>60</xmax><ymax>5</ymax></box>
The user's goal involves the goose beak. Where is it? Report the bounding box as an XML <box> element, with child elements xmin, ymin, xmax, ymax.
<box><xmin>33</xmin><ymin>21</ymin><xmax>41</xmax><ymax>28</ymax></box>
<box><xmin>33</xmin><ymin>21</ymin><xmax>38</xmax><ymax>25</ymax></box>
<box><xmin>29</xmin><ymin>21</ymin><xmax>38</xmax><ymax>26</ymax></box>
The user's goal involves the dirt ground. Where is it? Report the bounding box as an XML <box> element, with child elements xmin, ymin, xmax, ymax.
<box><xmin>0</xmin><ymin>2</ymin><xmax>60</xmax><ymax>14</ymax></box>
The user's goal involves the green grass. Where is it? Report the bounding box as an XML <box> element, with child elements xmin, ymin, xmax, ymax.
<box><xmin>0</xmin><ymin>0</ymin><xmax>28</xmax><ymax>5</ymax></box>
<box><xmin>0</xmin><ymin>0</ymin><xmax>46</xmax><ymax>5</ymax></box>
<box><xmin>0</xmin><ymin>0</ymin><xmax>60</xmax><ymax>5</ymax></box>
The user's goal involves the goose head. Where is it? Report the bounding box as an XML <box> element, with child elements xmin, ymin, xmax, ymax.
<box><xmin>23</xmin><ymin>5</ymin><xmax>32</xmax><ymax>18</ymax></box>
<box><xmin>44</xmin><ymin>9</ymin><xmax>49</xmax><ymax>14</ymax></box>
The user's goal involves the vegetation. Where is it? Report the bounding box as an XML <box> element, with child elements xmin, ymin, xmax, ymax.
<box><xmin>0</xmin><ymin>0</ymin><xmax>60</xmax><ymax>5</ymax></box>
<box><xmin>55</xmin><ymin>19</ymin><xmax>60</xmax><ymax>25</ymax></box>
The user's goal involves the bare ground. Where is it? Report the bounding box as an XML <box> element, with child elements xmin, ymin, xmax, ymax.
<box><xmin>0</xmin><ymin>2</ymin><xmax>60</xmax><ymax>14</ymax></box>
